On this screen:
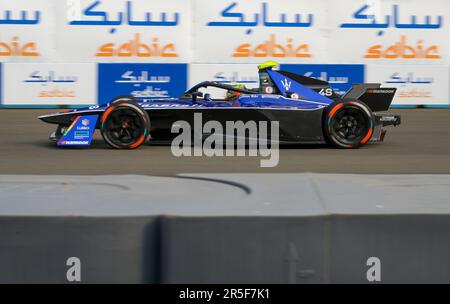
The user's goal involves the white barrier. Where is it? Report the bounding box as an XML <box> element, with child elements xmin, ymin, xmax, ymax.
<box><xmin>3</xmin><ymin>63</ymin><xmax>97</xmax><ymax>106</ymax></box>
<box><xmin>0</xmin><ymin>0</ymin><xmax>449</xmax><ymax>106</ymax></box>
<box><xmin>366</xmin><ymin>64</ymin><xmax>449</xmax><ymax>106</ymax></box>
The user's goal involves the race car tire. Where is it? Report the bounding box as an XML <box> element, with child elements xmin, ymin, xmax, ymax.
<box><xmin>100</xmin><ymin>101</ymin><xmax>150</xmax><ymax>149</ymax></box>
<box><xmin>323</xmin><ymin>100</ymin><xmax>375</xmax><ymax>149</ymax></box>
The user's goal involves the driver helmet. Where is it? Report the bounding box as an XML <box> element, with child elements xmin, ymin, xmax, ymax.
<box><xmin>226</xmin><ymin>84</ymin><xmax>246</xmax><ymax>101</ymax></box>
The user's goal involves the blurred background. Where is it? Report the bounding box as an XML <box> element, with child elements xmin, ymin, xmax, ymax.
<box><xmin>1</xmin><ymin>1</ymin><xmax>450</xmax><ymax>284</ymax></box>
<box><xmin>0</xmin><ymin>0</ymin><xmax>448</xmax><ymax>107</ymax></box>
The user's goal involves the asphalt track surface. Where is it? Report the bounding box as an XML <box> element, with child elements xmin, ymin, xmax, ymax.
<box><xmin>0</xmin><ymin>109</ymin><xmax>449</xmax><ymax>175</ymax></box>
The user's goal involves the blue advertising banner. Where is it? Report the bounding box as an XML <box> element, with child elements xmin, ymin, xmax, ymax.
<box><xmin>98</xmin><ymin>63</ymin><xmax>188</xmax><ymax>104</ymax></box>
<box><xmin>280</xmin><ymin>64</ymin><xmax>365</xmax><ymax>95</ymax></box>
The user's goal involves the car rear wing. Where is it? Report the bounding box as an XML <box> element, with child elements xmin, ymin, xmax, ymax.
<box><xmin>343</xmin><ymin>84</ymin><xmax>397</xmax><ymax>112</ymax></box>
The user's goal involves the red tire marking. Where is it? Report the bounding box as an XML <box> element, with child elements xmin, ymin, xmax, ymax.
<box><xmin>129</xmin><ymin>135</ymin><xmax>145</xmax><ymax>149</ymax></box>
<box><xmin>360</xmin><ymin>128</ymin><xmax>373</xmax><ymax>145</ymax></box>
<box><xmin>328</xmin><ymin>103</ymin><xmax>344</xmax><ymax>119</ymax></box>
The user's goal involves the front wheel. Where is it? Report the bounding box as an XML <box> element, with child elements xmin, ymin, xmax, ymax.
<box><xmin>100</xmin><ymin>101</ymin><xmax>150</xmax><ymax>149</ymax></box>
<box><xmin>323</xmin><ymin>101</ymin><xmax>374</xmax><ymax>149</ymax></box>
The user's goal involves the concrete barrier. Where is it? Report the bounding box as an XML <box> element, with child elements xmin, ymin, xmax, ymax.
<box><xmin>1</xmin><ymin>174</ymin><xmax>449</xmax><ymax>283</ymax></box>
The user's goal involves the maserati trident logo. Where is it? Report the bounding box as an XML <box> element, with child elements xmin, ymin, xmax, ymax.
<box><xmin>281</xmin><ymin>78</ymin><xmax>292</xmax><ymax>91</ymax></box>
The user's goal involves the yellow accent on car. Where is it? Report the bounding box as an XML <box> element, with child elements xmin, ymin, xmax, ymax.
<box><xmin>257</xmin><ymin>61</ymin><xmax>279</xmax><ymax>70</ymax></box>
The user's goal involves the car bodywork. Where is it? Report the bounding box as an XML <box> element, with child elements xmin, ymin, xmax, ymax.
<box><xmin>39</xmin><ymin>62</ymin><xmax>401</xmax><ymax>147</ymax></box>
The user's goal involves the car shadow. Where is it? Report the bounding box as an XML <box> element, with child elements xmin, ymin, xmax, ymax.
<box><xmin>33</xmin><ymin>139</ymin><xmax>332</xmax><ymax>150</ymax></box>
<box><xmin>33</xmin><ymin>139</ymin><xmax>110</xmax><ymax>150</ymax></box>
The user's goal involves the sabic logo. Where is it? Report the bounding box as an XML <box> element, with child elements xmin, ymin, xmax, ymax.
<box><xmin>96</xmin><ymin>33</ymin><xmax>178</xmax><ymax>58</ymax></box>
<box><xmin>0</xmin><ymin>36</ymin><xmax>39</xmax><ymax>57</ymax></box>
<box><xmin>281</xmin><ymin>78</ymin><xmax>292</xmax><ymax>91</ymax></box>
<box><xmin>365</xmin><ymin>36</ymin><xmax>440</xmax><ymax>59</ymax></box>
<box><xmin>232</xmin><ymin>34</ymin><xmax>312</xmax><ymax>58</ymax></box>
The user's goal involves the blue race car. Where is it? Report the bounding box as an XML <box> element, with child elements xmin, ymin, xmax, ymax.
<box><xmin>39</xmin><ymin>62</ymin><xmax>401</xmax><ymax>149</ymax></box>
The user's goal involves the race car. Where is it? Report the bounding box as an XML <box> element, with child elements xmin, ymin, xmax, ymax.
<box><xmin>39</xmin><ymin>61</ymin><xmax>401</xmax><ymax>149</ymax></box>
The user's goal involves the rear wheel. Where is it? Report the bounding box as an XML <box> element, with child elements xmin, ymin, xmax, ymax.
<box><xmin>100</xmin><ymin>101</ymin><xmax>150</xmax><ymax>149</ymax></box>
<box><xmin>324</xmin><ymin>101</ymin><xmax>374</xmax><ymax>149</ymax></box>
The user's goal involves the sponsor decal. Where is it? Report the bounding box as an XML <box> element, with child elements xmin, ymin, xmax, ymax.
<box><xmin>58</xmin><ymin>114</ymin><xmax>99</xmax><ymax>146</ymax></box>
<box><xmin>141</xmin><ymin>103</ymin><xmax>197</xmax><ymax>108</ymax></box>
<box><xmin>280</xmin><ymin>64</ymin><xmax>364</xmax><ymax>96</ymax></box>
<box><xmin>367</xmin><ymin>89</ymin><xmax>396</xmax><ymax>94</ymax></box>
<box><xmin>74</xmin><ymin>131</ymin><xmax>90</xmax><ymax>139</ymax></box>
<box><xmin>98</xmin><ymin>63</ymin><xmax>187</xmax><ymax>104</ymax></box>
<box><xmin>290</xmin><ymin>93</ymin><xmax>299</xmax><ymax>99</ymax></box>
